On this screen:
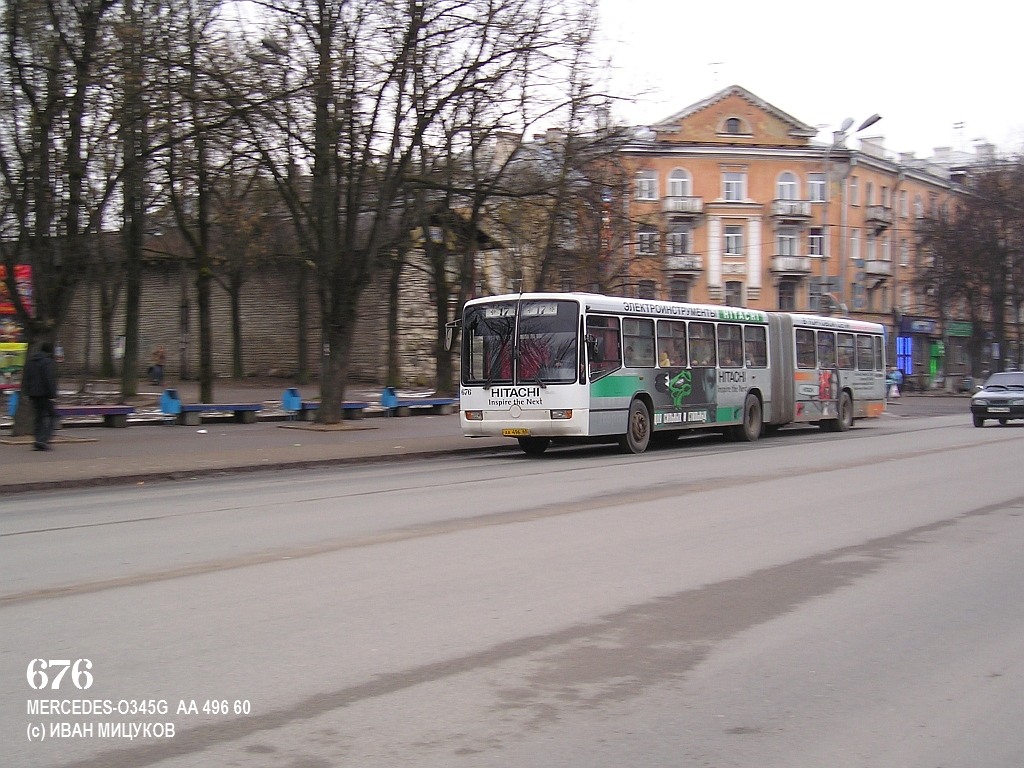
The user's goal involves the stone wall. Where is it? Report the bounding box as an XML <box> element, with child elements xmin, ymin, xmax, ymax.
<box><xmin>58</xmin><ymin>249</ymin><xmax>456</xmax><ymax>390</ymax></box>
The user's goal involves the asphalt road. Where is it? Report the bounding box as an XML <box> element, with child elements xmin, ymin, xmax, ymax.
<box><xmin>2</xmin><ymin>406</ymin><xmax>1021</xmax><ymax>768</ymax></box>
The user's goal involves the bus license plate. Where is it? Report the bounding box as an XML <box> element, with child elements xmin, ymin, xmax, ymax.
<box><xmin>502</xmin><ymin>428</ymin><xmax>530</xmax><ymax>436</ymax></box>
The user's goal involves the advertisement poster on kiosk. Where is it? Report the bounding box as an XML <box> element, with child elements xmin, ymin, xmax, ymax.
<box><xmin>0</xmin><ymin>265</ymin><xmax>33</xmax><ymax>387</ymax></box>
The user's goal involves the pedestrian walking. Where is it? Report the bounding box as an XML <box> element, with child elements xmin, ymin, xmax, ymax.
<box><xmin>887</xmin><ymin>366</ymin><xmax>903</xmax><ymax>400</ymax></box>
<box><xmin>22</xmin><ymin>341</ymin><xmax>58</xmax><ymax>450</ymax></box>
<box><xmin>149</xmin><ymin>345</ymin><xmax>166</xmax><ymax>386</ymax></box>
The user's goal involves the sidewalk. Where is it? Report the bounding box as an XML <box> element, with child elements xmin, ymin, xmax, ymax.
<box><xmin>0</xmin><ymin>379</ymin><xmax>511</xmax><ymax>494</ymax></box>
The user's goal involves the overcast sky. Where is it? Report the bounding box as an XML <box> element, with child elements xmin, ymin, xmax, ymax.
<box><xmin>594</xmin><ymin>0</ymin><xmax>1022</xmax><ymax>159</ymax></box>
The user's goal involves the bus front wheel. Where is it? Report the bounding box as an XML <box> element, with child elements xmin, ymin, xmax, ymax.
<box><xmin>619</xmin><ymin>400</ymin><xmax>651</xmax><ymax>454</ymax></box>
<box><xmin>518</xmin><ymin>437</ymin><xmax>550</xmax><ymax>456</ymax></box>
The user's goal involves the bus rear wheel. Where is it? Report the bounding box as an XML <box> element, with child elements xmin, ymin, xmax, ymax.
<box><xmin>619</xmin><ymin>399</ymin><xmax>651</xmax><ymax>454</ymax></box>
<box><xmin>822</xmin><ymin>392</ymin><xmax>854</xmax><ymax>432</ymax></box>
<box><xmin>730</xmin><ymin>393</ymin><xmax>762</xmax><ymax>442</ymax></box>
<box><xmin>518</xmin><ymin>437</ymin><xmax>550</xmax><ymax>456</ymax></box>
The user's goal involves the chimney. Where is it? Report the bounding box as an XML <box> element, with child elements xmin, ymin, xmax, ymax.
<box><xmin>859</xmin><ymin>136</ymin><xmax>886</xmax><ymax>159</ymax></box>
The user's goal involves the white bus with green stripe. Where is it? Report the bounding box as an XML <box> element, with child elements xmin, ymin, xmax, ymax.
<box><xmin>455</xmin><ymin>293</ymin><xmax>886</xmax><ymax>455</ymax></box>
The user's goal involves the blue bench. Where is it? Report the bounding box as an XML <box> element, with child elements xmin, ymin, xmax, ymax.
<box><xmin>381</xmin><ymin>387</ymin><xmax>457</xmax><ymax>417</ymax></box>
<box><xmin>161</xmin><ymin>389</ymin><xmax>261</xmax><ymax>426</ymax></box>
<box><xmin>54</xmin><ymin>404</ymin><xmax>135</xmax><ymax>428</ymax></box>
<box><xmin>281</xmin><ymin>390</ymin><xmax>367</xmax><ymax>420</ymax></box>
<box><xmin>6</xmin><ymin>393</ymin><xmax>135</xmax><ymax>427</ymax></box>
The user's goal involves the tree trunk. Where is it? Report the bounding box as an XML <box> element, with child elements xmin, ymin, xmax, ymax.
<box><xmin>317</xmin><ymin>318</ymin><xmax>354</xmax><ymax>424</ymax></box>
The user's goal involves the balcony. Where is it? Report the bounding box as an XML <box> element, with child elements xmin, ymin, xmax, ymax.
<box><xmin>662</xmin><ymin>196</ymin><xmax>704</xmax><ymax>218</ymax></box>
<box><xmin>770</xmin><ymin>199</ymin><xmax>812</xmax><ymax>221</ymax></box>
<box><xmin>665</xmin><ymin>254</ymin><xmax>704</xmax><ymax>273</ymax></box>
<box><xmin>865</xmin><ymin>205</ymin><xmax>894</xmax><ymax>231</ymax></box>
<box><xmin>770</xmin><ymin>255</ymin><xmax>813</xmax><ymax>274</ymax></box>
<box><xmin>865</xmin><ymin>259</ymin><xmax>893</xmax><ymax>277</ymax></box>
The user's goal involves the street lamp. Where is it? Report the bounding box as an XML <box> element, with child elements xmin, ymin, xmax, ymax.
<box><xmin>820</xmin><ymin>114</ymin><xmax>882</xmax><ymax>314</ymax></box>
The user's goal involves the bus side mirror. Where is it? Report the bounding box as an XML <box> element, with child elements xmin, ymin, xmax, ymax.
<box><xmin>444</xmin><ymin>319</ymin><xmax>461</xmax><ymax>352</ymax></box>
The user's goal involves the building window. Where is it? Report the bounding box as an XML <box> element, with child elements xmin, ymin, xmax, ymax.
<box><xmin>808</xmin><ymin>172</ymin><xmax>826</xmax><ymax>202</ymax></box>
<box><xmin>881</xmin><ymin>236</ymin><xmax>891</xmax><ymax>262</ymax></box>
<box><xmin>638</xmin><ymin>280</ymin><xmax>656</xmax><ymax>300</ymax></box>
<box><xmin>777</xmin><ymin>172</ymin><xmax>798</xmax><ymax>200</ymax></box>
<box><xmin>899</xmin><ymin>238</ymin><xmax>909</xmax><ymax>267</ymax></box>
<box><xmin>668</xmin><ymin>169</ymin><xmax>691</xmax><ymax>197</ymax></box>
<box><xmin>777</xmin><ymin>226</ymin><xmax>798</xmax><ymax>256</ymax></box>
<box><xmin>914</xmin><ymin>195</ymin><xmax>924</xmax><ymax>218</ymax></box>
<box><xmin>808</xmin><ymin>227</ymin><xmax>824</xmax><ymax>257</ymax></box>
<box><xmin>724</xmin><ymin>224</ymin><xmax>743</xmax><ymax>256</ymax></box>
<box><xmin>635</xmin><ymin>170</ymin><xmax>658</xmax><ymax>200</ymax></box>
<box><xmin>881</xmin><ymin>186</ymin><xmax>890</xmax><ymax>207</ymax></box>
<box><xmin>725</xmin><ymin>117</ymin><xmax>743</xmax><ymax>134</ymax></box>
<box><xmin>850</xmin><ymin>228</ymin><xmax>860</xmax><ymax>261</ymax></box>
<box><xmin>560</xmin><ymin>273</ymin><xmax>575</xmax><ymax>292</ymax></box>
<box><xmin>865</xmin><ymin>181</ymin><xmax>874</xmax><ymax>206</ymax></box>
<box><xmin>900</xmin><ymin>190</ymin><xmax>908</xmax><ymax>217</ymax></box>
<box><xmin>866</xmin><ymin>233</ymin><xmax>876</xmax><ymax>261</ymax></box>
<box><xmin>724</xmin><ymin>280</ymin><xmax>743</xmax><ymax>307</ymax></box>
<box><xmin>849</xmin><ymin>176</ymin><xmax>859</xmax><ymax>206</ymax></box>
<box><xmin>636</xmin><ymin>225</ymin><xmax>658</xmax><ymax>255</ymax></box>
<box><xmin>778</xmin><ymin>280</ymin><xmax>797</xmax><ymax>311</ymax></box>
<box><xmin>723</xmin><ymin>171</ymin><xmax>745</xmax><ymax>201</ymax></box>
<box><xmin>667</xmin><ymin>225</ymin><xmax>691</xmax><ymax>255</ymax></box>
<box><xmin>669</xmin><ymin>279</ymin><xmax>690</xmax><ymax>303</ymax></box>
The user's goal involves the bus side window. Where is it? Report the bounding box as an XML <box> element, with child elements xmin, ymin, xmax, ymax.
<box><xmin>796</xmin><ymin>329</ymin><xmax>816</xmax><ymax>368</ymax></box>
<box><xmin>718</xmin><ymin>324</ymin><xmax>743</xmax><ymax>367</ymax></box>
<box><xmin>837</xmin><ymin>333</ymin><xmax>856</xmax><ymax>370</ymax></box>
<box><xmin>817</xmin><ymin>331</ymin><xmax>836</xmax><ymax>369</ymax></box>
<box><xmin>744</xmin><ymin>325</ymin><xmax>767</xmax><ymax>368</ymax></box>
<box><xmin>688</xmin><ymin>322</ymin><xmax>716</xmax><ymax>367</ymax></box>
<box><xmin>586</xmin><ymin>315</ymin><xmax>622</xmax><ymax>378</ymax></box>
<box><xmin>623</xmin><ymin>318</ymin><xmax>655</xmax><ymax>368</ymax></box>
<box><xmin>657</xmin><ymin>320</ymin><xmax>686</xmax><ymax>367</ymax></box>
<box><xmin>857</xmin><ymin>335</ymin><xmax>875</xmax><ymax>370</ymax></box>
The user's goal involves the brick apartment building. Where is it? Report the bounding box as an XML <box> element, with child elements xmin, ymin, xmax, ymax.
<box><xmin>616</xmin><ymin>85</ymin><xmax>972</xmax><ymax>385</ymax></box>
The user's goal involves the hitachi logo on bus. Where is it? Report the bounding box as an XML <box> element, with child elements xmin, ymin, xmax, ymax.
<box><xmin>489</xmin><ymin>386</ymin><xmax>541</xmax><ymax>398</ymax></box>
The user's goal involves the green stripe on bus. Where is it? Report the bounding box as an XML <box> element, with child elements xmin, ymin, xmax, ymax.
<box><xmin>591</xmin><ymin>375</ymin><xmax>644</xmax><ymax>398</ymax></box>
<box><xmin>717</xmin><ymin>406</ymin><xmax>742</xmax><ymax>422</ymax></box>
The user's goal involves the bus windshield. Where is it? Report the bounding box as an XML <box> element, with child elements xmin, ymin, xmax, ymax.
<box><xmin>462</xmin><ymin>299</ymin><xmax>579</xmax><ymax>386</ymax></box>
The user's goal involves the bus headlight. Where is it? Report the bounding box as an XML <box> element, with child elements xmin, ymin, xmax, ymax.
<box><xmin>464</xmin><ymin>410</ymin><xmax>483</xmax><ymax>421</ymax></box>
<box><xmin>550</xmin><ymin>409</ymin><xmax>573</xmax><ymax>420</ymax></box>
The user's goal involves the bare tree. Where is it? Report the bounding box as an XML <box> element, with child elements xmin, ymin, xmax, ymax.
<box><xmin>1</xmin><ymin>0</ymin><xmax>119</xmax><ymax>434</ymax></box>
<box><xmin>231</xmin><ymin>0</ymin><xmax>604</xmax><ymax>421</ymax></box>
<box><xmin>917</xmin><ymin>155</ymin><xmax>1024</xmax><ymax>374</ymax></box>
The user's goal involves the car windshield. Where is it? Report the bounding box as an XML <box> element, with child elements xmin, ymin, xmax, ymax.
<box><xmin>983</xmin><ymin>373</ymin><xmax>1024</xmax><ymax>390</ymax></box>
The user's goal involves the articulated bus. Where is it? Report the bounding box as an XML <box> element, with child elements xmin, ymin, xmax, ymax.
<box><xmin>454</xmin><ymin>292</ymin><xmax>887</xmax><ymax>455</ymax></box>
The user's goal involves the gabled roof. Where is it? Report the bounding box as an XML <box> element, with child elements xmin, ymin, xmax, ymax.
<box><xmin>652</xmin><ymin>84</ymin><xmax>818</xmax><ymax>138</ymax></box>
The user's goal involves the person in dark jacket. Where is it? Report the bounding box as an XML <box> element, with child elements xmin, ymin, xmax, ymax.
<box><xmin>22</xmin><ymin>341</ymin><xmax>58</xmax><ymax>450</ymax></box>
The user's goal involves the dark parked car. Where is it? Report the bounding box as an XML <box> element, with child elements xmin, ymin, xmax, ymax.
<box><xmin>970</xmin><ymin>372</ymin><xmax>1024</xmax><ymax>427</ymax></box>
